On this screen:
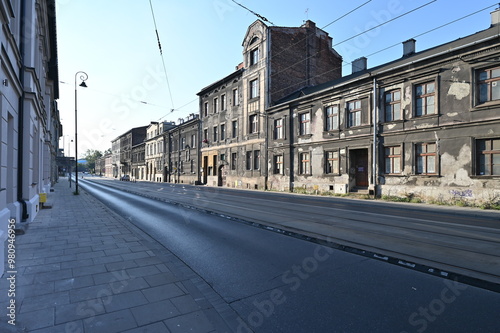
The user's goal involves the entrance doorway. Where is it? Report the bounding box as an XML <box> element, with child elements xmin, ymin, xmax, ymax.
<box><xmin>217</xmin><ymin>165</ymin><xmax>226</xmax><ymax>187</ymax></box>
<box><xmin>350</xmin><ymin>149</ymin><xmax>369</xmax><ymax>188</ymax></box>
<box><xmin>203</xmin><ymin>156</ymin><xmax>208</xmax><ymax>184</ymax></box>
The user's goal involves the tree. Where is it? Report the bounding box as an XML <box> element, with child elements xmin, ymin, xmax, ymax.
<box><xmin>83</xmin><ymin>149</ymin><xmax>103</xmax><ymax>173</ymax></box>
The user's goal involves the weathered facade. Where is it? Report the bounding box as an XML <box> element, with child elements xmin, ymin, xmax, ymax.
<box><xmin>266</xmin><ymin>10</ymin><xmax>500</xmax><ymax>205</ymax></box>
<box><xmin>0</xmin><ymin>0</ymin><xmax>60</xmax><ymax>275</ymax></box>
<box><xmin>112</xmin><ymin>125</ymin><xmax>147</xmax><ymax>179</ymax></box>
<box><xmin>131</xmin><ymin>142</ymin><xmax>146</xmax><ymax>181</ymax></box>
<box><xmin>198</xmin><ymin>19</ymin><xmax>342</xmax><ymax>189</ymax></box>
<box><xmin>198</xmin><ymin>69</ymin><xmax>244</xmax><ymax>187</ymax></box>
<box><xmin>144</xmin><ymin>121</ymin><xmax>175</xmax><ymax>182</ymax></box>
<box><xmin>165</xmin><ymin>115</ymin><xmax>200</xmax><ymax>184</ymax></box>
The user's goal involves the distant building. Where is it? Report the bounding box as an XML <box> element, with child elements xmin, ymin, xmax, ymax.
<box><xmin>111</xmin><ymin>126</ymin><xmax>147</xmax><ymax>179</ymax></box>
<box><xmin>144</xmin><ymin>121</ymin><xmax>175</xmax><ymax>182</ymax></box>
<box><xmin>166</xmin><ymin>115</ymin><xmax>200</xmax><ymax>184</ymax></box>
<box><xmin>0</xmin><ymin>0</ymin><xmax>60</xmax><ymax>275</ymax></box>
<box><xmin>131</xmin><ymin>142</ymin><xmax>146</xmax><ymax>181</ymax></box>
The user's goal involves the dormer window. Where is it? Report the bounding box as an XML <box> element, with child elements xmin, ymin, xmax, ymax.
<box><xmin>250</xmin><ymin>48</ymin><xmax>259</xmax><ymax>66</ymax></box>
<box><xmin>250</xmin><ymin>36</ymin><xmax>259</xmax><ymax>45</ymax></box>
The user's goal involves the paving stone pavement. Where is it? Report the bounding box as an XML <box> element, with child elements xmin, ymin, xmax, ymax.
<box><xmin>0</xmin><ymin>178</ymin><xmax>238</xmax><ymax>333</ymax></box>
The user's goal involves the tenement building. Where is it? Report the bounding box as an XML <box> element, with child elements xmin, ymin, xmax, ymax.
<box><xmin>165</xmin><ymin>114</ymin><xmax>200</xmax><ymax>184</ymax></box>
<box><xmin>0</xmin><ymin>0</ymin><xmax>61</xmax><ymax>275</ymax></box>
<box><xmin>111</xmin><ymin>125</ymin><xmax>147</xmax><ymax>179</ymax></box>
<box><xmin>266</xmin><ymin>9</ymin><xmax>500</xmax><ymax>205</ymax></box>
<box><xmin>144</xmin><ymin>121</ymin><xmax>175</xmax><ymax>182</ymax></box>
<box><xmin>198</xmin><ymin>19</ymin><xmax>343</xmax><ymax>189</ymax></box>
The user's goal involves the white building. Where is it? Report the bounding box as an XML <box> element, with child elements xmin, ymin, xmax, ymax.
<box><xmin>0</xmin><ymin>0</ymin><xmax>61</xmax><ymax>276</ymax></box>
<box><xmin>145</xmin><ymin>121</ymin><xmax>175</xmax><ymax>182</ymax></box>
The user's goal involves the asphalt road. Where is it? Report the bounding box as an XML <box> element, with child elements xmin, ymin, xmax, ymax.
<box><xmin>83</xmin><ymin>177</ymin><xmax>500</xmax><ymax>288</ymax></box>
<box><xmin>79</xmin><ymin>178</ymin><xmax>500</xmax><ymax>333</ymax></box>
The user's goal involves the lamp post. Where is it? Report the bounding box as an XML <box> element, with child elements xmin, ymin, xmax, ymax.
<box><xmin>74</xmin><ymin>71</ymin><xmax>88</xmax><ymax>195</ymax></box>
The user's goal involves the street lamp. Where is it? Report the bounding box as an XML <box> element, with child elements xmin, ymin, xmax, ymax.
<box><xmin>74</xmin><ymin>71</ymin><xmax>88</xmax><ymax>195</ymax></box>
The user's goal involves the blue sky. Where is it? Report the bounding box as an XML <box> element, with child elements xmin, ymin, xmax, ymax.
<box><xmin>55</xmin><ymin>0</ymin><xmax>498</xmax><ymax>156</ymax></box>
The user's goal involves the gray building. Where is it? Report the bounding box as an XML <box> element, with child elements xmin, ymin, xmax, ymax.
<box><xmin>266</xmin><ymin>9</ymin><xmax>500</xmax><ymax>205</ymax></box>
<box><xmin>111</xmin><ymin>125</ymin><xmax>147</xmax><ymax>179</ymax></box>
<box><xmin>165</xmin><ymin>114</ymin><xmax>200</xmax><ymax>184</ymax></box>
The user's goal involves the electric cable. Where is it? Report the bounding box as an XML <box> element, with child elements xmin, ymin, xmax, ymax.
<box><xmin>149</xmin><ymin>0</ymin><xmax>175</xmax><ymax>111</ymax></box>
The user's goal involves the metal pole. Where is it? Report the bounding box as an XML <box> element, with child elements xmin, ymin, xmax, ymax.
<box><xmin>74</xmin><ymin>71</ymin><xmax>88</xmax><ymax>194</ymax></box>
<box><xmin>372</xmin><ymin>77</ymin><xmax>377</xmax><ymax>195</ymax></box>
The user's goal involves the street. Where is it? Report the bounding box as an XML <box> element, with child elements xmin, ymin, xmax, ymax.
<box><xmin>79</xmin><ymin>178</ymin><xmax>500</xmax><ymax>333</ymax></box>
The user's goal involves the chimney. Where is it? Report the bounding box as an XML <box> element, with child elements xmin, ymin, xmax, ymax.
<box><xmin>352</xmin><ymin>57</ymin><xmax>367</xmax><ymax>73</ymax></box>
<box><xmin>403</xmin><ymin>39</ymin><xmax>416</xmax><ymax>57</ymax></box>
<box><xmin>491</xmin><ymin>8</ymin><xmax>500</xmax><ymax>26</ymax></box>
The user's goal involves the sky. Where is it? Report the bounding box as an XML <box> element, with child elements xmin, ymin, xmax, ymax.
<box><xmin>55</xmin><ymin>0</ymin><xmax>499</xmax><ymax>157</ymax></box>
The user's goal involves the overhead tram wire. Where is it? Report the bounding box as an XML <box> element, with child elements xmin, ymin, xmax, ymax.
<box><xmin>269</xmin><ymin>4</ymin><xmax>498</xmax><ymax>99</ymax></box>
<box><xmin>333</xmin><ymin>0</ymin><xmax>437</xmax><ymax>47</ymax></box>
<box><xmin>231</xmin><ymin>0</ymin><xmax>274</xmax><ymax>25</ymax></box>
<box><xmin>149</xmin><ymin>0</ymin><xmax>175</xmax><ymax>112</ymax></box>
<box><xmin>58</xmin><ymin>80</ymin><xmax>173</xmax><ymax>110</ymax></box>
<box><xmin>270</xmin><ymin>0</ymin><xmax>372</xmax><ymax>61</ymax></box>
<box><xmin>365</xmin><ymin>3</ymin><xmax>500</xmax><ymax>59</ymax></box>
<box><xmin>271</xmin><ymin>0</ymin><xmax>437</xmax><ymax>83</ymax></box>
<box><xmin>157</xmin><ymin>97</ymin><xmax>199</xmax><ymax>122</ymax></box>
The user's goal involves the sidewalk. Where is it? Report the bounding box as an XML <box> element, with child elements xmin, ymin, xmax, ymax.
<box><xmin>0</xmin><ymin>178</ymin><xmax>237</xmax><ymax>333</ymax></box>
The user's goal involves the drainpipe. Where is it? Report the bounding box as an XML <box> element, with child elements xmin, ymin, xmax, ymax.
<box><xmin>264</xmin><ymin>111</ymin><xmax>268</xmax><ymax>190</ymax></box>
<box><xmin>372</xmin><ymin>77</ymin><xmax>378</xmax><ymax>197</ymax></box>
<box><xmin>17</xmin><ymin>0</ymin><xmax>29</xmax><ymax>222</ymax></box>
<box><xmin>288</xmin><ymin>105</ymin><xmax>294</xmax><ymax>193</ymax></box>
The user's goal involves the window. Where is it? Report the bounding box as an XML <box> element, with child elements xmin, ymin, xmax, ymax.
<box><xmin>325</xmin><ymin>151</ymin><xmax>339</xmax><ymax>174</ymax></box>
<box><xmin>250</xmin><ymin>48</ymin><xmax>259</xmax><ymax>66</ymax></box>
<box><xmin>385</xmin><ymin>146</ymin><xmax>402</xmax><ymax>174</ymax></box>
<box><xmin>249</xmin><ymin>114</ymin><xmax>258</xmax><ymax>134</ymax></box>
<box><xmin>476</xmin><ymin>138</ymin><xmax>500</xmax><ymax>175</ymax></box>
<box><xmin>300</xmin><ymin>152</ymin><xmax>310</xmax><ymax>175</ymax></box>
<box><xmin>415</xmin><ymin>82</ymin><xmax>435</xmax><ymax>116</ymax></box>
<box><xmin>274</xmin><ymin>118</ymin><xmax>284</xmax><ymax>139</ymax></box>
<box><xmin>185</xmin><ymin>150</ymin><xmax>190</xmax><ymax>161</ymax></box>
<box><xmin>233</xmin><ymin>88</ymin><xmax>239</xmax><ymax>106</ymax></box>
<box><xmin>220</xmin><ymin>154</ymin><xmax>226</xmax><ymax>162</ymax></box>
<box><xmin>299</xmin><ymin>113</ymin><xmax>310</xmax><ymax>135</ymax></box>
<box><xmin>213</xmin><ymin>126</ymin><xmax>218</xmax><ymax>142</ymax></box>
<box><xmin>232</xmin><ymin>120</ymin><xmax>238</xmax><ymax>138</ymax></box>
<box><xmin>415</xmin><ymin>143</ymin><xmax>437</xmax><ymax>175</ymax></box>
<box><xmin>250</xmin><ymin>79</ymin><xmax>259</xmax><ymax>99</ymax></box>
<box><xmin>254</xmin><ymin>150</ymin><xmax>260</xmax><ymax>170</ymax></box>
<box><xmin>325</xmin><ymin>105</ymin><xmax>339</xmax><ymax>131</ymax></box>
<box><xmin>231</xmin><ymin>152</ymin><xmax>237</xmax><ymax>170</ymax></box>
<box><xmin>203</xmin><ymin>129</ymin><xmax>208</xmax><ymax>142</ymax></box>
<box><xmin>220</xmin><ymin>124</ymin><xmax>226</xmax><ymax>140</ymax></box>
<box><xmin>191</xmin><ymin>134</ymin><xmax>196</xmax><ymax>148</ymax></box>
<box><xmin>204</xmin><ymin>102</ymin><xmax>209</xmax><ymax>117</ymax></box>
<box><xmin>213</xmin><ymin>98</ymin><xmax>219</xmax><ymax>113</ymax></box>
<box><xmin>221</xmin><ymin>94</ymin><xmax>226</xmax><ymax>111</ymax></box>
<box><xmin>478</xmin><ymin>67</ymin><xmax>500</xmax><ymax>104</ymax></box>
<box><xmin>273</xmin><ymin>155</ymin><xmax>283</xmax><ymax>174</ymax></box>
<box><xmin>246</xmin><ymin>151</ymin><xmax>253</xmax><ymax>170</ymax></box>
<box><xmin>181</xmin><ymin>137</ymin><xmax>186</xmax><ymax>150</ymax></box>
<box><xmin>385</xmin><ymin>90</ymin><xmax>401</xmax><ymax>121</ymax></box>
<box><xmin>347</xmin><ymin>100</ymin><xmax>362</xmax><ymax>127</ymax></box>
<box><xmin>213</xmin><ymin>155</ymin><xmax>217</xmax><ymax>176</ymax></box>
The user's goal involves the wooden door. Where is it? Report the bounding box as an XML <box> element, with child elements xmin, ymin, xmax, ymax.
<box><xmin>354</xmin><ymin>150</ymin><xmax>369</xmax><ymax>187</ymax></box>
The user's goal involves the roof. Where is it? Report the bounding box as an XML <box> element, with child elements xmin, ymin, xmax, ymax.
<box><xmin>197</xmin><ymin>68</ymin><xmax>244</xmax><ymax>96</ymax></box>
<box><xmin>273</xmin><ymin>23</ymin><xmax>500</xmax><ymax>107</ymax></box>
